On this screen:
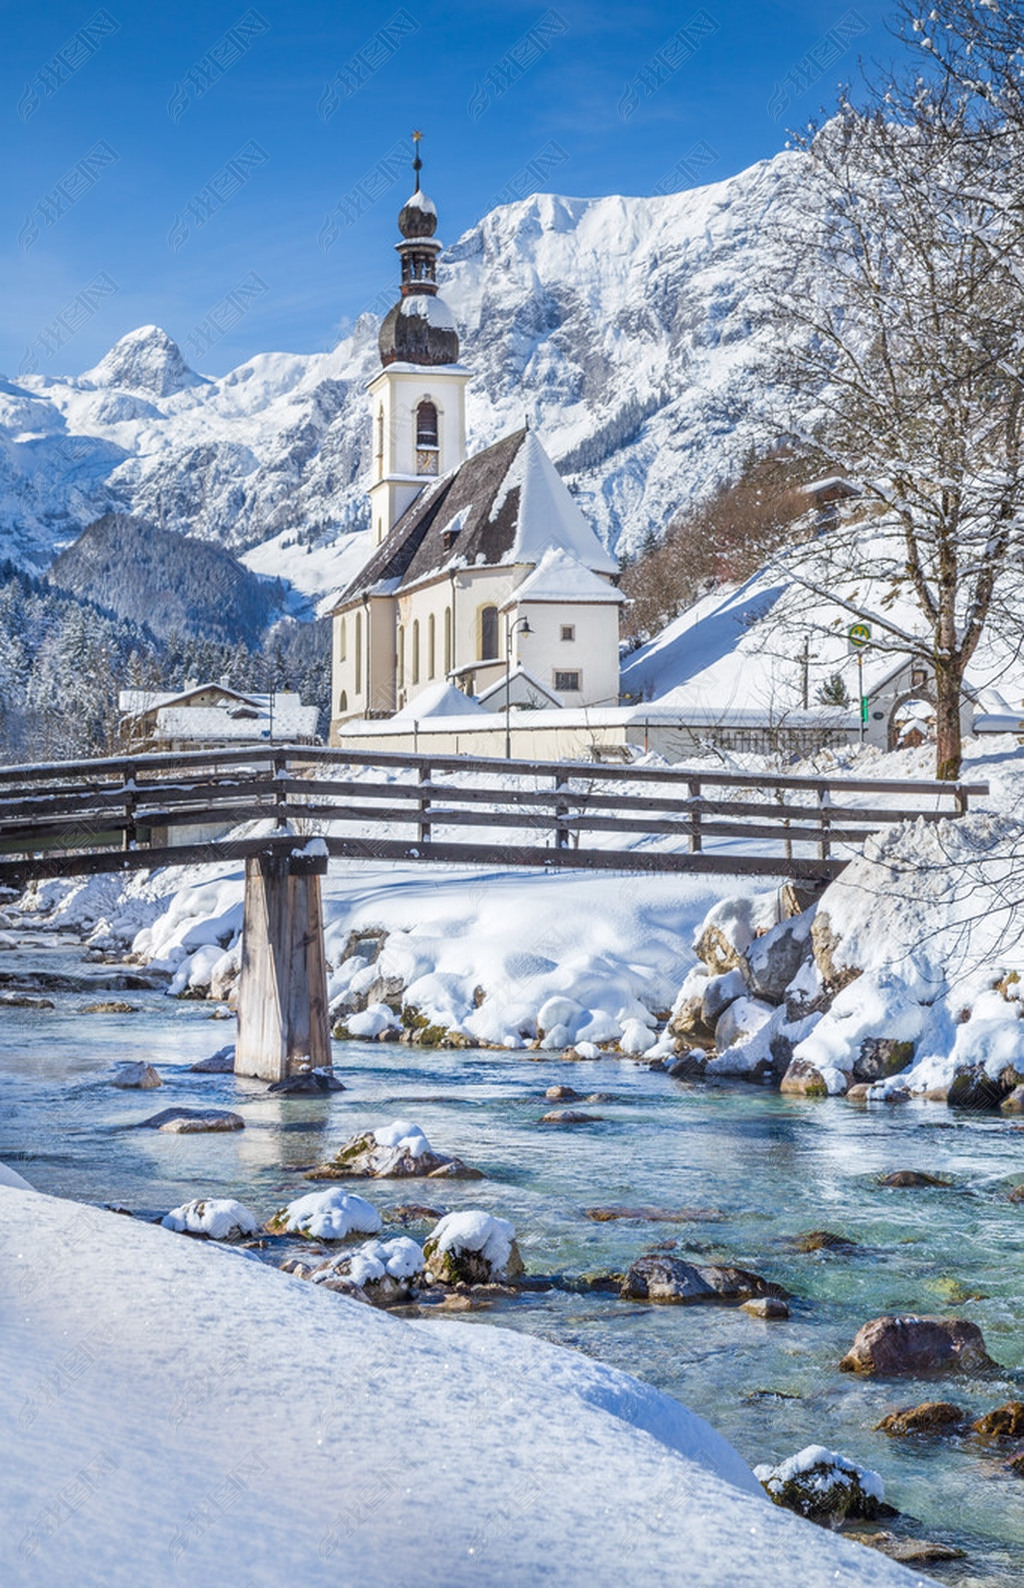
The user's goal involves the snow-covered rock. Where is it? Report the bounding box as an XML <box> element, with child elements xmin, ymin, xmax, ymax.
<box><xmin>755</xmin><ymin>1445</ymin><xmax>888</xmax><ymax>1525</ymax></box>
<box><xmin>309</xmin><ymin>1122</ymin><xmax>480</xmax><ymax>1181</ymax></box>
<box><xmin>162</xmin><ymin>1198</ymin><xmax>260</xmax><ymax>1241</ymax></box>
<box><xmin>310</xmin><ymin>1237</ymin><xmax>425</xmax><ymax>1305</ymax></box>
<box><xmin>423</xmin><ymin>1210</ymin><xmax>523</xmax><ymax>1284</ymax></box>
<box><xmin>268</xmin><ymin>1188</ymin><xmax>381</xmax><ymax>1241</ymax></box>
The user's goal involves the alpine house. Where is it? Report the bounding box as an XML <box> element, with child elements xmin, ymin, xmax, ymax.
<box><xmin>329</xmin><ymin>138</ymin><xmax>623</xmax><ymax>739</ymax></box>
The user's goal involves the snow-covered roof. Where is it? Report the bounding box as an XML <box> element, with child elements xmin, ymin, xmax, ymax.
<box><xmin>337</xmin><ymin>428</ymin><xmax>616</xmax><ymax>608</ymax></box>
<box><xmin>505</xmin><ymin>546</ymin><xmax>623</xmax><ymax>606</ymax></box>
<box><xmin>119</xmin><ymin>684</ymin><xmax>259</xmax><ymax>715</ymax></box>
<box><xmin>146</xmin><ymin>693</ymin><xmax>319</xmax><ymax>743</ymax></box>
<box><xmin>399</xmin><ymin>295</ymin><xmax>456</xmax><ymax>330</ymax></box>
<box><xmin>392</xmin><ymin>681</ymin><xmax>486</xmax><ymax>719</ymax></box>
<box><xmin>403</xmin><ymin>188</ymin><xmax>437</xmax><ymax>217</ymax></box>
<box><xmin>476</xmin><ymin>665</ymin><xmax>562</xmax><ymax>710</ymax></box>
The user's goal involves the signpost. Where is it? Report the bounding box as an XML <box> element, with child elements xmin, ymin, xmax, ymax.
<box><xmin>847</xmin><ymin>622</ymin><xmax>872</xmax><ymax>743</ymax></box>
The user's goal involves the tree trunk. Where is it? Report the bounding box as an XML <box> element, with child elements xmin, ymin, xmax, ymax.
<box><xmin>934</xmin><ymin>660</ymin><xmax>963</xmax><ymax>782</ymax></box>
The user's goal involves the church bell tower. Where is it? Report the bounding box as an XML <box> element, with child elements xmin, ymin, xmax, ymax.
<box><xmin>367</xmin><ymin>133</ymin><xmax>469</xmax><ymax>545</ymax></box>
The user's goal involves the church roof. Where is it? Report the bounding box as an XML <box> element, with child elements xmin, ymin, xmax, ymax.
<box><xmin>336</xmin><ymin>428</ymin><xmax>616</xmax><ymax>607</ymax></box>
<box><xmin>504</xmin><ymin>546</ymin><xmax>624</xmax><ymax>606</ymax></box>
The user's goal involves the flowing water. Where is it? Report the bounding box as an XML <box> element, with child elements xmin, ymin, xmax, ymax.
<box><xmin>3</xmin><ymin>936</ymin><xmax>1024</xmax><ymax>1584</ymax></box>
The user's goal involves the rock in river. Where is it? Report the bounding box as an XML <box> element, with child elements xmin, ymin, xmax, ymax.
<box><xmin>308</xmin><ymin>1120</ymin><xmax>480</xmax><ymax>1180</ymax></box>
<box><xmin>972</xmin><ymin>1401</ymin><xmax>1024</xmax><ymax>1439</ymax></box>
<box><xmin>142</xmin><ymin>1107</ymin><xmax>244</xmax><ymax>1133</ymax></box>
<box><xmin>621</xmin><ymin>1254</ymin><xmax>786</xmax><ymax>1305</ymax></box>
<box><xmin>111</xmin><ymin>1062</ymin><xmax>162</xmax><ymax>1089</ymax></box>
<box><xmin>839</xmin><ymin>1315</ymin><xmax>997</xmax><ymax>1376</ymax></box>
<box><xmin>875</xmin><ymin>1402</ymin><xmax>966</xmax><ymax>1436</ymax></box>
<box><xmin>755</xmin><ymin>1445</ymin><xmax>890</xmax><ymax>1525</ymax></box>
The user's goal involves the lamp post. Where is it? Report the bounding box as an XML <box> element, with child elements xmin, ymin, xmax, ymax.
<box><xmin>504</xmin><ymin>614</ymin><xmax>532</xmax><ymax>759</ymax></box>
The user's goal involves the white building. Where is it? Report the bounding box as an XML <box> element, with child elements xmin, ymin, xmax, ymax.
<box><xmin>330</xmin><ymin>144</ymin><xmax>622</xmax><ymax>739</ymax></box>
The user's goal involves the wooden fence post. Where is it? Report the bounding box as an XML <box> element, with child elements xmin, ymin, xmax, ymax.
<box><xmin>418</xmin><ymin>762</ymin><xmax>432</xmax><ymax>844</ymax></box>
<box><xmin>688</xmin><ymin>778</ymin><xmax>702</xmax><ymax>853</ymax></box>
<box><xmin>817</xmin><ymin>785</ymin><xmax>832</xmax><ymax>862</ymax></box>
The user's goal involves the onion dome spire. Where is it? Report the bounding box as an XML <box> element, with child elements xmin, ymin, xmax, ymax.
<box><xmin>379</xmin><ymin>132</ymin><xmax>459</xmax><ymax>367</ymax></box>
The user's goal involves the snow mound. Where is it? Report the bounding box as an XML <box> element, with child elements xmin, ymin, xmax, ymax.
<box><xmin>373</xmin><ymin>1120</ymin><xmax>432</xmax><ymax>1158</ymax></box>
<box><xmin>161</xmin><ymin>1198</ymin><xmax>259</xmax><ymax>1241</ymax></box>
<box><xmin>0</xmin><ymin>1185</ymin><xmax>924</xmax><ymax>1585</ymax></box>
<box><xmin>273</xmin><ymin>1188</ymin><xmax>382</xmax><ymax>1241</ymax></box>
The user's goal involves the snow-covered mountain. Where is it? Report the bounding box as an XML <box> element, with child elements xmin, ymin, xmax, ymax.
<box><xmin>0</xmin><ymin>151</ymin><xmax>799</xmax><ymax>606</ymax></box>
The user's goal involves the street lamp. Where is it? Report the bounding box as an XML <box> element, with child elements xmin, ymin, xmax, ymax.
<box><xmin>504</xmin><ymin>614</ymin><xmax>532</xmax><ymax>759</ymax></box>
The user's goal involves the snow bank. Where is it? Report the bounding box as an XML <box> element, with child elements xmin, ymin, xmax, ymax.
<box><xmin>0</xmin><ymin>1188</ymin><xmax>925</xmax><ymax>1586</ymax></box>
<box><xmin>0</xmin><ymin>1160</ymin><xmax>34</xmax><ymax>1192</ymax></box>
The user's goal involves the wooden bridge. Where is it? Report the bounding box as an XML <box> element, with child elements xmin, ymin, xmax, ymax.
<box><xmin>0</xmin><ymin>745</ymin><xmax>986</xmax><ymax>1084</ymax></box>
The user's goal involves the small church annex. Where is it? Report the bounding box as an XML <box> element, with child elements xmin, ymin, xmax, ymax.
<box><xmin>329</xmin><ymin>141</ymin><xmax>622</xmax><ymax>740</ymax></box>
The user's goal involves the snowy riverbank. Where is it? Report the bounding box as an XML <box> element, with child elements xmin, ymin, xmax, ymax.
<box><xmin>1</xmin><ymin>1178</ymin><xmax>929</xmax><ymax>1587</ymax></box>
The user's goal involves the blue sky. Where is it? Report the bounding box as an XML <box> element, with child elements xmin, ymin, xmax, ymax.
<box><xmin>3</xmin><ymin>0</ymin><xmax>905</xmax><ymax>377</ymax></box>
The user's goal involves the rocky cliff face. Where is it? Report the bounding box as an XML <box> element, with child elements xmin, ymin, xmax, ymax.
<box><xmin>0</xmin><ymin>150</ymin><xmax>802</xmax><ymax>604</ymax></box>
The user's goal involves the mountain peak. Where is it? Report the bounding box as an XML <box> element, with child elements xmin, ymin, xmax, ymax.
<box><xmin>84</xmin><ymin>326</ymin><xmax>201</xmax><ymax>398</ymax></box>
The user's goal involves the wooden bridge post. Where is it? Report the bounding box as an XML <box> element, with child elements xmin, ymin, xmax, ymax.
<box><xmin>234</xmin><ymin>848</ymin><xmax>331</xmax><ymax>1083</ymax></box>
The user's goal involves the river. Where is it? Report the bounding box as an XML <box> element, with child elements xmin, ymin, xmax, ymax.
<box><xmin>2</xmin><ymin>934</ymin><xmax>1022</xmax><ymax>1584</ymax></box>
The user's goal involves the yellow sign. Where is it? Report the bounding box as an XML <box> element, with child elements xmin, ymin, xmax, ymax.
<box><xmin>848</xmin><ymin>622</ymin><xmax>872</xmax><ymax>650</ymax></box>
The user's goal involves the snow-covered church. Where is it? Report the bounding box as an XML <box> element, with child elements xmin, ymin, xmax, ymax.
<box><xmin>329</xmin><ymin>144</ymin><xmax>622</xmax><ymax>739</ymax></box>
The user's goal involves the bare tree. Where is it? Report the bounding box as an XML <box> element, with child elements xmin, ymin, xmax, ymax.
<box><xmin>764</xmin><ymin>66</ymin><xmax>1024</xmax><ymax>779</ymax></box>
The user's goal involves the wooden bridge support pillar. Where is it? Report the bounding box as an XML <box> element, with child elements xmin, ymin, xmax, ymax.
<box><xmin>234</xmin><ymin>849</ymin><xmax>331</xmax><ymax>1083</ymax></box>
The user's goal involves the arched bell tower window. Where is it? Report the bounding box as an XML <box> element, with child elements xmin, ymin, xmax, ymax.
<box><xmin>480</xmin><ymin>605</ymin><xmax>499</xmax><ymax>661</ymax></box>
<box><xmin>416</xmin><ymin>400</ymin><xmax>439</xmax><ymax>476</ymax></box>
<box><xmin>376</xmin><ymin>406</ymin><xmax>385</xmax><ymax>478</ymax></box>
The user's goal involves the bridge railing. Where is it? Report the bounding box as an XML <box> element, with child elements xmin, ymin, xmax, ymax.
<box><xmin>0</xmin><ymin>744</ymin><xmax>988</xmax><ymax>883</ymax></box>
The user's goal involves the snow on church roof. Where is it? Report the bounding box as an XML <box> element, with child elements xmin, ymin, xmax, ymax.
<box><xmin>507</xmin><ymin>546</ymin><xmax>624</xmax><ymax>605</ymax></box>
<box><xmin>391</xmin><ymin>681</ymin><xmax>486</xmax><ymax>719</ymax></box>
<box><xmin>501</xmin><ymin>431</ymin><xmax>618</xmax><ymax>574</ymax></box>
<box><xmin>336</xmin><ymin>428</ymin><xmax>616</xmax><ymax>607</ymax></box>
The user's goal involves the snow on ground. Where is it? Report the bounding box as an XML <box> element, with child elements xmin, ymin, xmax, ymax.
<box><xmin>0</xmin><ymin>1185</ymin><xmax>925</xmax><ymax>1587</ymax></box>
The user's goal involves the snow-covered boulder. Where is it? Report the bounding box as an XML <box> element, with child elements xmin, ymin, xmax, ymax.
<box><xmin>423</xmin><ymin>1211</ymin><xmax>524</xmax><ymax>1284</ymax></box>
<box><xmin>789</xmin><ymin>969</ymin><xmax>928</xmax><ymax>1090</ymax></box>
<box><xmin>162</xmin><ymin>1199</ymin><xmax>260</xmax><ymax>1241</ymax></box>
<box><xmin>310</xmin><ymin>1236</ymin><xmax>425</xmax><ymax>1305</ymax></box>
<box><xmin>714</xmin><ymin>996</ymin><xmax>774</xmax><ymax>1051</ymax></box>
<box><xmin>700</xmin><ymin>968</ymin><xmax>746</xmax><ymax>1027</ymax></box>
<box><xmin>267</xmin><ymin>1188</ymin><xmax>381</xmax><ymax>1241</ymax></box>
<box><xmin>743</xmin><ymin>909</ymin><xmax>815</xmax><ymax>1005</ymax></box>
<box><xmin>309</xmin><ymin>1120</ymin><xmax>481</xmax><ymax>1180</ymax></box>
<box><xmin>754</xmin><ymin>1445</ymin><xmax>889</xmax><ymax>1525</ymax></box>
<box><xmin>694</xmin><ymin>893</ymin><xmax>778</xmax><ymax>975</ymax></box>
<box><xmin>345</xmin><ymin>1002</ymin><xmax>401</xmax><ymax>1040</ymax></box>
